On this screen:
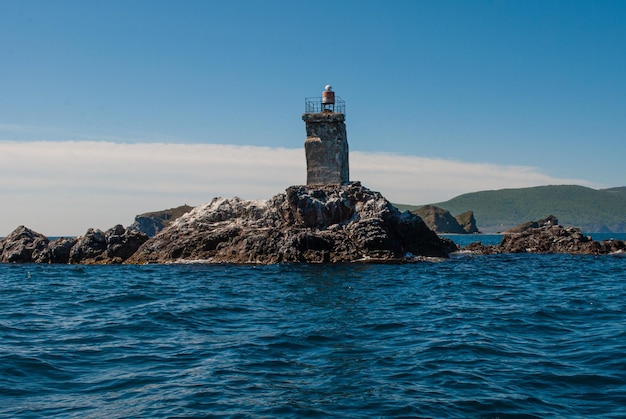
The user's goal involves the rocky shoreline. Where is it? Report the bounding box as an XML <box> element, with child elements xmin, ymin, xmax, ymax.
<box><xmin>2</xmin><ymin>184</ymin><xmax>626</xmax><ymax>265</ymax></box>
<box><xmin>127</xmin><ymin>182</ymin><xmax>453</xmax><ymax>264</ymax></box>
<box><xmin>1</xmin><ymin>183</ymin><xmax>453</xmax><ymax>264</ymax></box>
<box><xmin>463</xmin><ymin>224</ymin><xmax>626</xmax><ymax>255</ymax></box>
<box><xmin>0</xmin><ymin>225</ymin><xmax>148</xmax><ymax>264</ymax></box>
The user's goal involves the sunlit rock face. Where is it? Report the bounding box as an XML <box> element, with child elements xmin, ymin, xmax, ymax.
<box><xmin>0</xmin><ymin>225</ymin><xmax>49</xmax><ymax>263</ymax></box>
<box><xmin>127</xmin><ymin>182</ymin><xmax>453</xmax><ymax>264</ymax></box>
<box><xmin>130</xmin><ymin>205</ymin><xmax>194</xmax><ymax>237</ymax></box>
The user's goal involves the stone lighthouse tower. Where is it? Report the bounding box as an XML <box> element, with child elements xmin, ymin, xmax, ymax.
<box><xmin>302</xmin><ymin>85</ymin><xmax>349</xmax><ymax>185</ymax></box>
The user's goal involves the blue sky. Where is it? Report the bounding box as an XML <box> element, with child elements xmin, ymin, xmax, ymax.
<box><xmin>1</xmin><ymin>0</ymin><xmax>625</xmax><ymax>235</ymax></box>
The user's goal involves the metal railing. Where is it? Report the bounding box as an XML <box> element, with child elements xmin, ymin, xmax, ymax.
<box><xmin>304</xmin><ymin>97</ymin><xmax>345</xmax><ymax>114</ymax></box>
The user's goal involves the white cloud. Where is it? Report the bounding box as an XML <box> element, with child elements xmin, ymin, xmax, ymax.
<box><xmin>0</xmin><ymin>141</ymin><xmax>597</xmax><ymax>236</ymax></box>
<box><xmin>350</xmin><ymin>151</ymin><xmax>599</xmax><ymax>204</ymax></box>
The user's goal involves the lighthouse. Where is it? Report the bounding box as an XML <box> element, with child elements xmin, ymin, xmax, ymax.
<box><xmin>302</xmin><ymin>85</ymin><xmax>349</xmax><ymax>185</ymax></box>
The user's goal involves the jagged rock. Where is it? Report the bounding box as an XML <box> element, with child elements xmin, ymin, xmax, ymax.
<box><xmin>503</xmin><ymin>215</ymin><xmax>559</xmax><ymax>233</ymax></box>
<box><xmin>130</xmin><ymin>205</ymin><xmax>194</xmax><ymax>237</ymax></box>
<box><xmin>462</xmin><ymin>241</ymin><xmax>491</xmax><ymax>253</ymax></box>
<box><xmin>69</xmin><ymin>225</ymin><xmax>149</xmax><ymax>264</ymax></box>
<box><xmin>412</xmin><ymin>205</ymin><xmax>479</xmax><ymax>234</ymax></box>
<box><xmin>0</xmin><ymin>224</ymin><xmax>148</xmax><ymax>264</ymax></box>
<box><xmin>0</xmin><ymin>226</ymin><xmax>50</xmax><ymax>263</ymax></box>
<box><xmin>127</xmin><ymin>182</ymin><xmax>453</xmax><ymax>264</ymax></box>
<box><xmin>498</xmin><ymin>225</ymin><xmax>594</xmax><ymax>253</ymax></box>
<box><xmin>462</xmin><ymin>224</ymin><xmax>626</xmax><ymax>255</ymax></box>
<box><xmin>44</xmin><ymin>237</ymin><xmax>78</xmax><ymax>263</ymax></box>
<box><xmin>69</xmin><ymin>228</ymin><xmax>107</xmax><ymax>263</ymax></box>
<box><xmin>455</xmin><ymin>211</ymin><xmax>479</xmax><ymax>234</ymax></box>
<box><xmin>412</xmin><ymin>205</ymin><xmax>463</xmax><ymax>234</ymax></box>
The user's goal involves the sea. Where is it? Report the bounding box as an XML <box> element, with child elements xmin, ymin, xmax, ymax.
<box><xmin>1</xmin><ymin>234</ymin><xmax>625</xmax><ymax>418</ymax></box>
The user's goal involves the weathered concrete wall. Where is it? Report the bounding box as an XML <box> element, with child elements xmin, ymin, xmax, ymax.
<box><xmin>302</xmin><ymin>112</ymin><xmax>349</xmax><ymax>185</ymax></box>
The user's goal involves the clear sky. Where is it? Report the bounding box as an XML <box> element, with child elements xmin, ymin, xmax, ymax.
<box><xmin>1</xmin><ymin>0</ymin><xmax>625</xmax><ymax>236</ymax></box>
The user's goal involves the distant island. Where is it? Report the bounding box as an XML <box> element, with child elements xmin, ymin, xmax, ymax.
<box><xmin>407</xmin><ymin>205</ymin><xmax>479</xmax><ymax>234</ymax></box>
<box><xmin>395</xmin><ymin>185</ymin><xmax>626</xmax><ymax>233</ymax></box>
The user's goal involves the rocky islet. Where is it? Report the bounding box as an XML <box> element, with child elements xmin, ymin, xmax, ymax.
<box><xmin>3</xmin><ymin>194</ymin><xmax>626</xmax><ymax>264</ymax></box>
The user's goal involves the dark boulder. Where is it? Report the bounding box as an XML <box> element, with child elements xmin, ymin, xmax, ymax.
<box><xmin>69</xmin><ymin>228</ymin><xmax>107</xmax><ymax>263</ymax></box>
<box><xmin>105</xmin><ymin>224</ymin><xmax>149</xmax><ymax>261</ymax></box>
<box><xmin>69</xmin><ymin>225</ymin><xmax>149</xmax><ymax>264</ymax></box>
<box><xmin>0</xmin><ymin>226</ymin><xmax>49</xmax><ymax>263</ymax></box>
<box><xmin>462</xmin><ymin>223</ymin><xmax>626</xmax><ymax>255</ymax></box>
<box><xmin>0</xmin><ymin>224</ymin><xmax>146</xmax><ymax>264</ymax></box>
<box><xmin>498</xmin><ymin>224</ymin><xmax>594</xmax><ymax>253</ymax></box>
<box><xmin>45</xmin><ymin>237</ymin><xmax>78</xmax><ymax>263</ymax></box>
<box><xmin>127</xmin><ymin>182</ymin><xmax>454</xmax><ymax>264</ymax></box>
<box><xmin>504</xmin><ymin>215</ymin><xmax>558</xmax><ymax>233</ymax></box>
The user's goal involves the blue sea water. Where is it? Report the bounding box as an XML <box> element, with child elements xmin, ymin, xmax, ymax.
<box><xmin>1</xmin><ymin>255</ymin><xmax>625</xmax><ymax>418</ymax></box>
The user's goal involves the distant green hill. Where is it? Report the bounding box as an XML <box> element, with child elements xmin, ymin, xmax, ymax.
<box><xmin>395</xmin><ymin>185</ymin><xmax>626</xmax><ymax>233</ymax></box>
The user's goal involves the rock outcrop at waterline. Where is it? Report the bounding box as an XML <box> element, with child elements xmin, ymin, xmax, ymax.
<box><xmin>0</xmin><ymin>225</ymin><xmax>148</xmax><ymax>264</ymax></box>
<box><xmin>130</xmin><ymin>205</ymin><xmax>194</xmax><ymax>237</ymax></box>
<box><xmin>127</xmin><ymin>182</ymin><xmax>454</xmax><ymax>264</ymax></box>
<box><xmin>502</xmin><ymin>214</ymin><xmax>559</xmax><ymax>234</ymax></box>
<box><xmin>463</xmin><ymin>224</ymin><xmax>626</xmax><ymax>255</ymax></box>
<box><xmin>412</xmin><ymin>205</ymin><xmax>479</xmax><ymax>234</ymax></box>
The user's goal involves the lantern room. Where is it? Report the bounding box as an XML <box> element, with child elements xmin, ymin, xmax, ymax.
<box><xmin>304</xmin><ymin>85</ymin><xmax>346</xmax><ymax>114</ymax></box>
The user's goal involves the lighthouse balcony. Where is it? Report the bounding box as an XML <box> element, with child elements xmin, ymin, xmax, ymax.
<box><xmin>304</xmin><ymin>97</ymin><xmax>345</xmax><ymax>114</ymax></box>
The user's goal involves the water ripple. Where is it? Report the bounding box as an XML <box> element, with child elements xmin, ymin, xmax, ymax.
<box><xmin>0</xmin><ymin>256</ymin><xmax>625</xmax><ymax>418</ymax></box>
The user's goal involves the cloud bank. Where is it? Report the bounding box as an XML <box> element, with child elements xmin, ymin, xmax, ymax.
<box><xmin>0</xmin><ymin>141</ymin><xmax>596</xmax><ymax>236</ymax></box>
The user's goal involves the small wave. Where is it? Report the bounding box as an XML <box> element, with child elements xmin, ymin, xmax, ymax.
<box><xmin>1</xmin><ymin>257</ymin><xmax>625</xmax><ymax>418</ymax></box>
